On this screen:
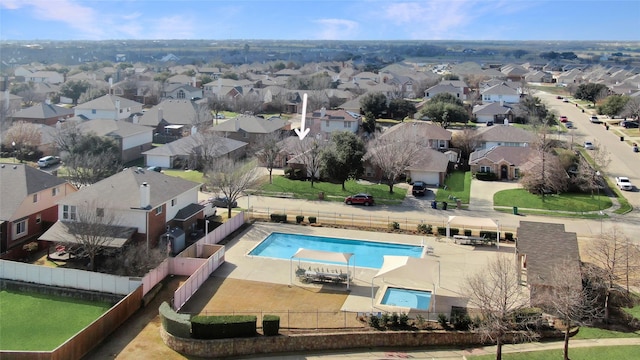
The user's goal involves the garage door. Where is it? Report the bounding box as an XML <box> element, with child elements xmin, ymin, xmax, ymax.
<box><xmin>410</xmin><ymin>171</ymin><xmax>439</xmax><ymax>186</ymax></box>
<box><xmin>146</xmin><ymin>155</ymin><xmax>171</xmax><ymax>168</ymax></box>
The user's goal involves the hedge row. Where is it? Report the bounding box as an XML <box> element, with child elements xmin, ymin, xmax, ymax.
<box><xmin>191</xmin><ymin>315</ymin><xmax>257</xmax><ymax>339</ymax></box>
<box><xmin>159</xmin><ymin>302</ymin><xmax>191</xmax><ymax>338</ymax></box>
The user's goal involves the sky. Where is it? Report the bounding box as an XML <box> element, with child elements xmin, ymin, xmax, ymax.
<box><xmin>1</xmin><ymin>0</ymin><xmax>639</xmax><ymax>42</ymax></box>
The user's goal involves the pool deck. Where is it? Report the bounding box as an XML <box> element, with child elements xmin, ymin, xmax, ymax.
<box><xmin>216</xmin><ymin>222</ymin><xmax>522</xmax><ymax>315</ymax></box>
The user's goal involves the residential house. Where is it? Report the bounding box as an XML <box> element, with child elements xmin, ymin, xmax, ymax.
<box><xmin>40</xmin><ymin>167</ymin><xmax>204</xmax><ymax>252</ymax></box>
<box><xmin>472</xmin><ymin>102</ymin><xmax>514</xmax><ymax>124</ymax></box>
<box><xmin>405</xmin><ymin>149</ymin><xmax>450</xmax><ymax>186</ymax></box>
<box><xmin>143</xmin><ymin>131</ymin><xmax>247</xmax><ymax>169</ymax></box>
<box><xmin>10</xmin><ymin>101</ymin><xmax>74</xmax><ymax>126</ymax></box>
<box><xmin>137</xmin><ymin>99</ymin><xmax>212</xmax><ymax>140</ymax></box>
<box><xmin>524</xmin><ymin>70</ymin><xmax>553</xmax><ymax>83</ymax></box>
<box><xmin>307</xmin><ymin>108</ymin><xmax>360</xmax><ymax>140</ymax></box>
<box><xmin>469</xmin><ymin>146</ymin><xmax>536</xmax><ymax>180</ymax></box>
<box><xmin>424</xmin><ymin>82</ymin><xmax>466</xmax><ymax>101</ymax></box>
<box><xmin>162</xmin><ymin>83</ymin><xmax>203</xmax><ymax>100</ymax></box>
<box><xmin>76</xmin><ymin>119</ymin><xmax>153</xmax><ymax>163</ymax></box>
<box><xmin>0</xmin><ymin>163</ymin><xmax>77</xmax><ymax>259</ymax></box>
<box><xmin>476</xmin><ymin>125</ymin><xmax>538</xmax><ymax>149</ymax></box>
<box><xmin>74</xmin><ymin>94</ymin><xmax>144</xmax><ymax>120</ymax></box>
<box><xmin>256</xmin><ymin>135</ymin><xmax>299</xmax><ymax>169</ymax></box>
<box><xmin>381</xmin><ymin>122</ymin><xmax>452</xmax><ymax>150</ymax></box>
<box><xmin>166</xmin><ymin>74</ymin><xmax>195</xmax><ymax>85</ymax></box>
<box><xmin>481</xmin><ymin>83</ymin><xmax>521</xmax><ymax>104</ymax></box>
<box><xmin>500</xmin><ymin>64</ymin><xmax>528</xmax><ymax>82</ymax></box>
<box><xmin>516</xmin><ymin>221</ymin><xmax>580</xmax><ymax>306</ymax></box>
<box><xmin>211</xmin><ymin>114</ymin><xmax>288</xmax><ymax>149</ymax></box>
<box><xmin>23</xmin><ymin>70</ymin><xmax>65</xmax><ymax>84</ymax></box>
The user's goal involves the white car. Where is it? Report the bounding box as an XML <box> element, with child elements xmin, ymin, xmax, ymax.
<box><xmin>584</xmin><ymin>141</ymin><xmax>595</xmax><ymax>150</ymax></box>
<box><xmin>37</xmin><ymin>156</ymin><xmax>61</xmax><ymax>168</ymax></box>
<box><xmin>615</xmin><ymin>177</ymin><xmax>634</xmax><ymax>191</ymax></box>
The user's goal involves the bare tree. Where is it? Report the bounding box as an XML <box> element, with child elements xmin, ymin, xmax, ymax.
<box><xmin>585</xmin><ymin>227</ymin><xmax>639</xmax><ymax>321</ymax></box>
<box><xmin>520</xmin><ymin>152</ymin><xmax>569</xmax><ymax>196</ymax></box>
<box><xmin>364</xmin><ymin>127</ymin><xmax>422</xmax><ymax>193</ymax></box>
<box><xmin>306</xmin><ymin>90</ymin><xmax>329</xmax><ymax>112</ymax></box>
<box><xmin>256</xmin><ymin>132</ymin><xmax>284</xmax><ymax>184</ymax></box>
<box><xmin>466</xmin><ymin>254</ymin><xmax>537</xmax><ymax>360</ymax></box>
<box><xmin>622</xmin><ymin>96</ymin><xmax>640</xmax><ymax>121</ymax></box>
<box><xmin>232</xmin><ymin>92</ymin><xmax>263</xmax><ymax>115</ymax></box>
<box><xmin>189</xmin><ymin>131</ymin><xmax>230</xmax><ymax>173</ymax></box>
<box><xmin>293</xmin><ymin>137</ymin><xmax>326</xmax><ymax>187</ymax></box>
<box><xmin>205</xmin><ymin>158</ymin><xmax>261</xmax><ymax>218</ymax></box>
<box><xmin>4</xmin><ymin>121</ymin><xmax>41</xmax><ymax>156</ymax></box>
<box><xmin>451</xmin><ymin>128</ymin><xmax>479</xmax><ymax>171</ymax></box>
<box><xmin>541</xmin><ymin>260</ymin><xmax>602</xmax><ymax>360</ymax></box>
<box><xmin>207</xmin><ymin>95</ymin><xmax>229</xmax><ymax>124</ymax></box>
<box><xmin>192</xmin><ymin>101</ymin><xmax>214</xmax><ymax>131</ymax></box>
<box><xmin>11</xmin><ymin>82</ymin><xmax>44</xmax><ymax>106</ymax></box>
<box><xmin>61</xmin><ymin>200</ymin><xmax>124</xmax><ymax>272</ymax></box>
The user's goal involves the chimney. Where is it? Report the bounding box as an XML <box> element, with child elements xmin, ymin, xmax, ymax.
<box><xmin>140</xmin><ymin>182</ymin><xmax>151</xmax><ymax>209</ymax></box>
<box><xmin>115</xmin><ymin>99</ymin><xmax>121</xmax><ymax>120</ymax></box>
<box><xmin>192</xmin><ymin>76</ymin><xmax>197</xmax><ymax>87</ymax></box>
<box><xmin>157</xmin><ymin>108</ymin><xmax>163</xmax><ymax>123</ymax></box>
<box><xmin>45</xmin><ymin>98</ymin><xmax>51</xmax><ymax>105</ymax></box>
<box><xmin>320</xmin><ymin>107</ymin><xmax>326</xmax><ymax>118</ymax></box>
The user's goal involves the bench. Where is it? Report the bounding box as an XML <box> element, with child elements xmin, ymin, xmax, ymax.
<box><xmin>301</xmin><ymin>270</ymin><xmax>349</xmax><ymax>284</ymax></box>
<box><xmin>453</xmin><ymin>235</ymin><xmax>495</xmax><ymax>246</ymax></box>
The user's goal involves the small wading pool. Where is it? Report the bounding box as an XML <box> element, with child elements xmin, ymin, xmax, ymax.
<box><xmin>380</xmin><ymin>287</ymin><xmax>432</xmax><ymax>310</ymax></box>
<box><xmin>248</xmin><ymin>232</ymin><xmax>423</xmax><ymax>269</ymax></box>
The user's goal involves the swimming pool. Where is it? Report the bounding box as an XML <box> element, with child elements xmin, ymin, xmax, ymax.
<box><xmin>248</xmin><ymin>232</ymin><xmax>423</xmax><ymax>269</ymax></box>
<box><xmin>381</xmin><ymin>287</ymin><xmax>432</xmax><ymax>310</ymax></box>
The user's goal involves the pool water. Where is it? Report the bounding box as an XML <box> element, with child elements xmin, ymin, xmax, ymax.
<box><xmin>381</xmin><ymin>287</ymin><xmax>432</xmax><ymax>310</ymax></box>
<box><xmin>248</xmin><ymin>232</ymin><xmax>423</xmax><ymax>269</ymax></box>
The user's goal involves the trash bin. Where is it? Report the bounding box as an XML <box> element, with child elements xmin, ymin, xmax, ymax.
<box><xmin>442</xmin><ymin>201</ymin><xmax>448</xmax><ymax>210</ymax></box>
<box><xmin>456</xmin><ymin>199</ymin><xmax>462</xmax><ymax>209</ymax></box>
<box><xmin>318</xmin><ymin>192</ymin><xmax>324</xmax><ymax>200</ymax></box>
<box><xmin>513</xmin><ymin>206</ymin><xmax>518</xmax><ymax>215</ymax></box>
<box><xmin>431</xmin><ymin>200</ymin><xmax>437</xmax><ymax>209</ymax></box>
<box><xmin>620</xmin><ymin>136</ymin><xmax>625</xmax><ymax>142</ymax></box>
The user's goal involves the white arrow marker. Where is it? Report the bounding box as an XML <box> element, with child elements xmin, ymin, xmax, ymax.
<box><xmin>294</xmin><ymin>93</ymin><xmax>310</xmax><ymax>140</ymax></box>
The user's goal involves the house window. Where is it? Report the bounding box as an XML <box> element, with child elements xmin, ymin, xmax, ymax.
<box><xmin>171</xmin><ymin>198</ymin><xmax>177</xmax><ymax>206</ymax></box>
<box><xmin>155</xmin><ymin>206</ymin><xmax>163</xmax><ymax>215</ymax></box>
<box><xmin>92</xmin><ymin>109</ymin><xmax>97</xmax><ymax>114</ymax></box>
<box><xmin>15</xmin><ymin>219</ymin><xmax>27</xmax><ymax>237</ymax></box>
<box><xmin>96</xmin><ymin>208</ymin><xmax>104</xmax><ymax>217</ymax></box>
<box><xmin>242</xmin><ymin>132</ymin><xmax>249</xmax><ymax>139</ymax></box>
<box><xmin>33</xmin><ymin>193</ymin><xmax>38</xmax><ymax>203</ymax></box>
<box><xmin>426</xmin><ymin>92</ymin><xmax>429</xmax><ymax>97</ymax></box>
<box><xmin>52</xmin><ymin>187</ymin><xmax>59</xmax><ymax>196</ymax></box>
<box><xmin>480</xmin><ymin>166</ymin><xmax>492</xmax><ymax>173</ymax></box>
<box><xmin>177</xmin><ymin>90</ymin><xmax>185</xmax><ymax>99</ymax></box>
<box><xmin>63</xmin><ymin>205</ymin><xmax>77</xmax><ymax>221</ymax></box>
<box><xmin>344</xmin><ymin>121</ymin><xmax>352</xmax><ymax>128</ymax></box>
<box><xmin>514</xmin><ymin>168</ymin><xmax>520</xmax><ymax>179</ymax></box>
<box><xmin>36</xmin><ymin>214</ymin><xmax>42</xmax><ymax>224</ymax></box>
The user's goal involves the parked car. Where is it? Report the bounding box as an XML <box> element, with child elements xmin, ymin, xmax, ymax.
<box><xmin>560</xmin><ymin>116</ymin><xmax>568</xmax><ymax>123</ymax></box>
<box><xmin>590</xmin><ymin>115</ymin><xmax>602</xmax><ymax>124</ymax></box>
<box><xmin>147</xmin><ymin>166</ymin><xmax>162</xmax><ymax>172</ymax></box>
<box><xmin>622</xmin><ymin>120</ymin><xmax>639</xmax><ymax>129</ymax></box>
<box><xmin>615</xmin><ymin>176</ymin><xmax>633</xmax><ymax>191</ymax></box>
<box><xmin>216</xmin><ymin>113</ymin><xmax>225</xmax><ymax>119</ymax></box>
<box><xmin>411</xmin><ymin>181</ymin><xmax>427</xmax><ymax>196</ymax></box>
<box><xmin>565</xmin><ymin>121</ymin><xmax>574</xmax><ymax>129</ymax></box>
<box><xmin>486</xmin><ymin>121</ymin><xmax>494</xmax><ymax>126</ymax></box>
<box><xmin>344</xmin><ymin>193</ymin><xmax>374</xmax><ymax>206</ymax></box>
<box><xmin>556</xmin><ymin>95</ymin><xmax>563</xmax><ymax>100</ymax></box>
<box><xmin>563</xmin><ymin>98</ymin><xmax>569</xmax><ymax>103</ymax></box>
<box><xmin>37</xmin><ymin>156</ymin><xmax>61</xmax><ymax>168</ymax></box>
<box><xmin>210</xmin><ymin>195</ymin><xmax>238</xmax><ymax>208</ymax></box>
<box><xmin>584</xmin><ymin>141</ymin><xmax>595</xmax><ymax>150</ymax></box>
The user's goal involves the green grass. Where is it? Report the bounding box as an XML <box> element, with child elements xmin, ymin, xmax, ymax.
<box><xmin>163</xmin><ymin>169</ymin><xmax>204</xmax><ymax>183</ymax></box>
<box><xmin>435</xmin><ymin>171</ymin><xmax>471</xmax><ymax>203</ymax></box>
<box><xmin>574</xmin><ymin>326</ymin><xmax>640</xmax><ymax>339</ymax></box>
<box><xmin>471</xmin><ymin>345</ymin><xmax>640</xmax><ymax>360</ymax></box>
<box><xmin>0</xmin><ymin>290</ymin><xmax>112</xmax><ymax>351</ymax></box>
<box><xmin>623</xmin><ymin>303</ymin><xmax>640</xmax><ymax>320</ymax></box>
<box><xmin>494</xmin><ymin>189</ymin><xmax>613</xmax><ymax>212</ymax></box>
<box><xmin>259</xmin><ymin>176</ymin><xmax>406</xmax><ymax>204</ymax></box>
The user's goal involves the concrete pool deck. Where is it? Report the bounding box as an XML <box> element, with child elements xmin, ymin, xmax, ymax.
<box><xmin>214</xmin><ymin>222</ymin><xmax>522</xmax><ymax>315</ymax></box>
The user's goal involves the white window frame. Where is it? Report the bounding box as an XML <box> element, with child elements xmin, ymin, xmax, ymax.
<box><xmin>36</xmin><ymin>214</ymin><xmax>42</xmax><ymax>224</ymax></box>
<box><xmin>480</xmin><ymin>166</ymin><xmax>492</xmax><ymax>173</ymax></box>
<box><xmin>33</xmin><ymin>193</ymin><xmax>38</xmax><ymax>203</ymax></box>
<box><xmin>14</xmin><ymin>218</ymin><xmax>27</xmax><ymax>237</ymax></box>
<box><xmin>155</xmin><ymin>206</ymin><xmax>163</xmax><ymax>215</ymax></box>
<box><xmin>63</xmin><ymin>205</ymin><xmax>77</xmax><ymax>221</ymax></box>
<box><xmin>52</xmin><ymin>187</ymin><xmax>59</xmax><ymax>196</ymax></box>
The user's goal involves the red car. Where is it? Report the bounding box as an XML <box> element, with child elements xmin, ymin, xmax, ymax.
<box><xmin>344</xmin><ymin>193</ymin><xmax>375</xmax><ymax>206</ymax></box>
<box><xmin>560</xmin><ymin>116</ymin><xmax>568</xmax><ymax>123</ymax></box>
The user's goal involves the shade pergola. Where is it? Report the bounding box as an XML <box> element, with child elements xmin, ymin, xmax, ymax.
<box><xmin>290</xmin><ymin>248</ymin><xmax>354</xmax><ymax>289</ymax></box>
<box><xmin>446</xmin><ymin>216</ymin><xmax>500</xmax><ymax>248</ymax></box>
<box><xmin>372</xmin><ymin>256</ymin><xmax>440</xmax><ymax>309</ymax></box>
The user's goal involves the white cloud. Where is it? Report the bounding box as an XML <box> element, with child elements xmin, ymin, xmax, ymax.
<box><xmin>313</xmin><ymin>18</ymin><xmax>360</xmax><ymax>40</ymax></box>
<box><xmin>147</xmin><ymin>15</ymin><xmax>196</xmax><ymax>40</ymax></box>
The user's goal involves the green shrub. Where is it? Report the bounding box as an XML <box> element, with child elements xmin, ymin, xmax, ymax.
<box><xmin>505</xmin><ymin>232</ymin><xmax>514</xmax><ymax>241</ymax></box>
<box><xmin>262</xmin><ymin>315</ymin><xmax>280</xmax><ymax>336</ymax></box>
<box><xmin>295</xmin><ymin>215</ymin><xmax>304</xmax><ymax>224</ymax></box>
<box><xmin>437</xmin><ymin>313</ymin><xmax>448</xmax><ymax>329</ymax></box>
<box><xmin>380</xmin><ymin>312</ymin><xmax>391</xmax><ymax>327</ymax></box>
<box><xmin>159</xmin><ymin>302</ymin><xmax>191</xmax><ymax>338</ymax></box>
<box><xmin>270</xmin><ymin>213</ymin><xmax>287</xmax><ymax>223</ymax></box>
<box><xmin>417</xmin><ymin>223</ymin><xmax>432</xmax><ymax>234</ymax></box>
<box><xmin>479</xmin><ymin>231</ymin><xmax>497</xmax><ymax>240</ymax></box>
<box><xmin>475</xmin><ymin>172</ymin><xmax>497</xmax><ymax>181</ymax></box>
<box><xmin>390</xmin><ymin>312</ymin><xmax>399</xmax><ymax>326</ymax></box>
<box><xmin>464</xmin><ymin>229</ymin><xmax>472</xmax><ymax>236</ymax></box>
<box><xmin>308</xmin><ymin>216</ymin><xmax>317</xmax><ymax>224</ymax></box>
<box><xmin>368</xmin><ymin>314</ymin><xmax>380</xmax><ymax>328</ymax></box>
<box><xmin>389</xmin><ymin>221</ymin><xmax>400</xmax><ymax>230</ymax></box>
<box><xmin>399</xmin><ymin>312</ymin><xmax>409</xmax><ymax>326</ymax></box>
<box><xmin>191</xmin><ymin>315</ymin><xmax>257</xmax><ymax>339</ymax></box>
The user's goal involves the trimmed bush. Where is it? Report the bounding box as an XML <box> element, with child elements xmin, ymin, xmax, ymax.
<box><xmin>159</xmin><ymin>302</ymin><xmax>191</xmax><ymax>338</ymax></box>
<box><xmin>368</xmin><ymin>314</ymin><xmax>380</xmax><ymax>328</ymax></box>
<box><xmin>388</xmin><ymin>221</ymin><xmax>400</xmax><ymax>230</ymax></box>
<box><xmin>417</xmin><ymin>223</ymin><xmax>432</xmax><ymax>234</ymax></box>
<box><xmin>270</xmin><ymin>213</ymin><xmax>287</xmax><ymax>223</ymax></box>
<box><xmin>308</xmin><ymin>216</ymin><xmax>317</xmax><ymax>224</ymax></box>
<box><xmin>475</xmin><ymin>172</ymin><xmax>497</xmax><ymax>181</ymax></box>
<box><xmin>191</xmin><ymin>315</ymin><xmax>257</xmax><ymax>339</ymax></box>
<box><xmin>464</xmin><ymin>229</ymin><xmax>472</xmax><ymax>236</ymax></box>
<box><xmin>262</xmin><ymin>315</ymin><xmax>280</xmax><ymax>336</ymax></box>
<box><xmin>505</xmin><ymin>232</ymin><xmax>514</xmax><ymax>241</ymax></box>
<box><xmin>295</xmin><ymin>215</ymin><xmax>304</xmax><ymax>224</ymax></box>
<box><xmin>437</xmin><ymin>313</ymin><xmax>448</xmax><ymax>329</ymax></box>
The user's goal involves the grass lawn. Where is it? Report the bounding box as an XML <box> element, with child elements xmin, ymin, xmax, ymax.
<box><xmin>494</xmin><ymin>189</ymin><xmax>612</xmax><ymax>212</ymax></box>
<box><xmin>163</xmin><ymin>169</ymin><xmax>204</xmax><ymax>183</ymax></box>
<box><xmin>435</xmin><ymin>171</ymin><xmax>471</xmax><ymax>203</ymax></box>
<box><xmin>259</xmin><ymin>175</ymin><xmax>406</xmax><ymax>204</ymax></box>
<box><xmin>0</xmin><ymin>290</ymin><xmax>112</xmax><ymax>351</ymax></box>
<box><xmin>574</xmin><ymin>326</ymin><xmax>640</xmax><ymax>340</ymax></box>
<box><xmin>471</xmin><ymin>345</ymin><xmax>640</xmax><ymax>360</ymax></box>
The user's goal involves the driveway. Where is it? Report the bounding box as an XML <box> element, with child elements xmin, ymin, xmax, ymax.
<box><xmin>468</xmin><ymin>179</ymin><xmax>521</xmax><ymax>211</ymax></box>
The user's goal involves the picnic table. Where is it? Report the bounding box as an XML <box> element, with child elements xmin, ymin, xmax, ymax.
<box><xmin>453</xmin><ymin>235</ymin><xmax>495</xmax><ymax>246</ymax></box>
<box><xmin>301</xmin><ymin>270</ymin><xmax>349</xmax><ymax>284</ymax></box>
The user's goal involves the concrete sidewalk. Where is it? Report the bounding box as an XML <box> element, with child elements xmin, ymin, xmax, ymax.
<box><xmin>248</xmin><ymin>337</ymin><xmax>640</xmax><ymax>359</ymax></box>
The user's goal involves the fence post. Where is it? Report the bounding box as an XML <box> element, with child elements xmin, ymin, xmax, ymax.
<box><xmin>317</xmin><ymin>309</ymin><xmax>319</xmax><ymax>330</ymax></box>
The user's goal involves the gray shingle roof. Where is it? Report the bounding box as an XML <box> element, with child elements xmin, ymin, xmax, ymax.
<box><xmin>60</xmin><ymin>168</ymin><xmax>201</xmax><ymax>210</ymax></box>
<box><xmin>469</xmin><ymin>146</ymin><xmax>536</xmax><ymax>165</ymax></box>
<box><xmin>77</xmin><ymin>119</ymin><xmax>152</xmax><ymax>138</ymax></box>
<box><xmin>472</xmin><ymin>102</ymin><xmax>513</xmax><ymax>116</ymax></box>
<box><xmin>74</xmin><ymin>94</ymin><xmax>143</xmax><ymax>110</ymax></box>
<box><xmin>516</xmin><ymin>221</ymin><xmax>580</xmax><ymax>287</ymax></box>
<box><xmin>11</xmin><ymin>103</ymin><xmax>74</xmax><ymax>119</ymax></box>
<box><xmin>0</xmin><ymin>164</ymin><xmax>69</xmax><ymax>220</ymax></box>
<box><xmin>381</xmin><ymin>122</ymin><xmax>452</xmax><ymax>141</ymax></box>
<box><xmin>138</xmin><ymin>99</ymin><xmax>210</xmax><ymax>127</ymax></box>
<box><xmin>211</xmin><ymin>114</ymin><xmax>287</xmax><ymax>134</ymax></box>
<box><xmin>142</xmin><ymin>132</ymin><xmax>247</xmax><ymax>157</ymax></box>
<box><xmin>477</xmin><ymin>125</ymin><xmax>537</xmax><ymax>143</ymax></box>
<box><xmin>406</xmin><ymin>148</ymin><xmax>450</xmax><ymax>172</ymax></box>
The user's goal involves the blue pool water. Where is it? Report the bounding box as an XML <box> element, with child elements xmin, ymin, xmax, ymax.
<box><xmin>381</xmin><ymin>287</ymin><xmax>432</xmax><ymax>310</ymax></box>
<box><xmin>248</xmin><ymin>232</ymin><xmax>423</xmax><ymax>269</ymax></box>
